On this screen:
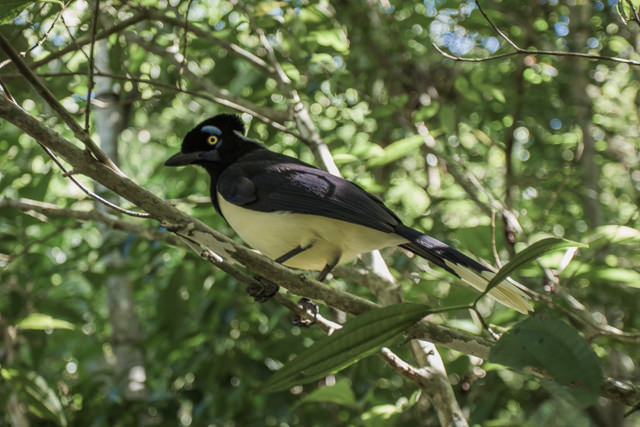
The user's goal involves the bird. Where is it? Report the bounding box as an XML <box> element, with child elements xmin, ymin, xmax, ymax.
<box><xmin>165</xmin><ymin>114</ymin><xmax>532</xmax><ymax>314</ymax></box>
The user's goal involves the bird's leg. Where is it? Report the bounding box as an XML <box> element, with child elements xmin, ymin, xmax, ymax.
<box><xmin>247</xmin><ymin>244</ymin><xmax>314</xmax><ymax>302</ymax></box>
<box><xmin>292</xmin><ymin>257</ymin><xmax>339</xmax><ymax>326</ymax></box>
<box><xmin>275</xmin><ymin>243</ymin><xmax>313</xmax><ymax>264</ymax></box>
<box><xmin>316</xmin><ymin>257</ymin><xmax>339</xmax><ymax>282</ymax></box>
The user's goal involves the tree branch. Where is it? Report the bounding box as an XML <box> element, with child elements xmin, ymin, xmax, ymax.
<box><xmin>0</xmin><ymin>33</ymin><xmax>119</xmax><ymax>172</ymax></box>
<box><xmin>432</xmin><ymin>1</ymin><xmax>640</xmax><ymax>67</ymax></box>
<box><xmin>142</xmin><ymin>7</ymin><xmax>277</xmax><ymax>77</ymax></box>
<box><xmin>0</xmin><ymin>96</ymin><xmax>492</xmax><ymax>357</ymax></box>
<box><xmin>3</xmin><ymin>189</ymin><xmax>637</xmax><ymax>406</ymax></box>
<box><xmin>27</xmin><ymin>12</ymin><xmax>150</xmax><ymax>70</ymax></box>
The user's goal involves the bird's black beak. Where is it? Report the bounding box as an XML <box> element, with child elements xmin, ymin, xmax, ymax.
<box><xmin>164</xmin><ymin>150</ymin><xmax>220</xmax><ymax>166</ymax></box>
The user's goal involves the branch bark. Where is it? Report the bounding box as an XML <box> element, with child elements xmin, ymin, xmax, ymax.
<box><xmin>0</xmin><ymin>95</ymin><xmax>491</xmax><ymax>357</ymax></box>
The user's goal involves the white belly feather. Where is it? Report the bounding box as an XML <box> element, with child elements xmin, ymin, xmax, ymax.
<box><xmin>218</xmin><ymin>194</ymin><xmax>406</xmax><ymax>271</ymax></box>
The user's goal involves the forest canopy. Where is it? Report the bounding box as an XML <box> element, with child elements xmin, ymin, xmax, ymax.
<box><xmin>1</xmin><ymin>1</ymin><xmax>639</xmax><ymax>426</ymax></box>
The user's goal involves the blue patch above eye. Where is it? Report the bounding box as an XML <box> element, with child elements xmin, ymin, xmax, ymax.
<box><xmin>201</xmin><ymin>125</ymin><xmax>222</xmax><ymax>135</ymax></box>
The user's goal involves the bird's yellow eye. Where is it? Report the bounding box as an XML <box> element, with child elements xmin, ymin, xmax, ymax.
<box><xmin>207</xmin><ymin>135</ymin><xmax>219</xmax><ymax>146</ymax></box>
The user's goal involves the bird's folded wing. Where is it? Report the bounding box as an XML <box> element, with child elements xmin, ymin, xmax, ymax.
<box><xmin>217</xmin><ymin>151</ymin><xmax>401</xmax><ymax>233</ymax></box>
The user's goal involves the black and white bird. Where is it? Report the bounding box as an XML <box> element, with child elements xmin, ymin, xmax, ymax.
<box><xmin>165</xmin><ymin>114</ymin><xmax>532</xmax><ymax>314</ymax></box>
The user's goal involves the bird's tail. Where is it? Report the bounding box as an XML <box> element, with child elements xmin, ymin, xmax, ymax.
<box><xmin>395</xmin><ymin>225</ymin><xmax>532</xmax><ymax>314</ymax></box>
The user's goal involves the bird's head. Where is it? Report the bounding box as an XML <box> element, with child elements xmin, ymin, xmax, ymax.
<box><xmin>165</xmin><ymin>114</ymin><xmax>261</xmax><ymax>168</ymax></box>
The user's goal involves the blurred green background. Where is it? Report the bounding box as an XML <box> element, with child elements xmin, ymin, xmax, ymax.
<box><xmin>1</xmin><ymin>0</ymin><xmax>639</xmax><ymax>425</ymax></box>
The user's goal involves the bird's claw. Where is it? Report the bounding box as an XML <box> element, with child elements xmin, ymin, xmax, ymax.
<box><xmin>246</xmin><ymin>276</ymin><xmax>279</xmax><ymax>302</ymax></box>
<box><xmin>291</xmin><ymin>297</ymin><xmax>318</xmax><ymax>327</ymax></box>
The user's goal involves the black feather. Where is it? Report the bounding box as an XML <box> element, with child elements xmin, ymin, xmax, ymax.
<box><xmin>216</xmin><ymin>149</ymin><xmax>401</xmax><ymax>233</ymax></box>
<box><xmin>394</xmin><ymin>224</ymin><xmax>490</xmax><ymax>277</ymax></box>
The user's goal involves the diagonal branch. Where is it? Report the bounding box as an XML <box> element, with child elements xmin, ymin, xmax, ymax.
<box><xmin>125</xmin><ymin>34</ymin><xmax>292</xmax><ymax>126</ymax></box>
<box><xmin>0</xmin><ymin>95</ymin><xmax>491</xmax><ymax>358</ymax></box>
<box><xmin>29</xmin><ymin>12</ymin><xmax>150</xmax><ymax>70</ymax></box>
<box><xmin>2</xmin><ymin>187</ymin><xmax>637</xmax><ymax>406</ymax></box>
<box><xmin>143</xmin><ymin>7</ymin><xmax>277</xmax><ymax>77</ymax></box>
<box><xmin>0</xmin><ymin>33</ymin><xmax>120</xmax><ymax>172</ymax></box>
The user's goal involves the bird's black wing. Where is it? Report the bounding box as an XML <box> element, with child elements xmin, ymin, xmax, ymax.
<box><xmin>216</xmin><ymin>149</ymin><xmax>402</xmax><ymax>233</ymax></box>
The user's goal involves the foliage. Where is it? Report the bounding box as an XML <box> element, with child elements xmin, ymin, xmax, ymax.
<box><xmin>1</xmin><ymin>0</ymin><xmax>639</xmax><ymax>426</ymax></box>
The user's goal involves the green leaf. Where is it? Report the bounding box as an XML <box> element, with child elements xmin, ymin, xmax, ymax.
<box><xmin>254</xmin><ymin>1</ymin><xmax>287</xmax><ymax>16</ymax></box>
<box><xmin>0</xmin><ymin>0</ymin><xmax>33</xmax><ymax>23</ymax></box>
<box><xmin>490</xmin><ymin>87</ymin><xmax>506</xmax><ymax>103</ymax></box>
<box><xmin>307</xmin><ymin>29</ymin><xmax>349</xmax><ymax>53</ymax></box>
<box><xmin>583</xmin><ymin>267</ymin><xmax>640</xmax><ymax>287</ymax></box>
<box><xmin>490</xmin><ymin>316</ymin><xmax>603</xmax><ymax>407</ymax></box>
<box><xmin>439</xmin><ymin>105</ymin><xmax>456</xmax><ymax>134</ymax></box>
<box><xmin>296</xmin><ymin>379</ymin><xmax>357</xmax><ymax>408</ymax></box>
<box><xmin>587</xmin><ymin>225</ymin><xmax>640</xmax><ymax>246</ymax></box>
<box><xmin>2</xmin><ymin>369</ymin><xmax>68</xmax><ymax>426</ymax></box>
<box><xmin>0</xmin><ymin>0</ymin><xmax>63</xmax><ymax>24</ymax></box>
<box><xmin>17</xmin><ymin>313</ymin><xmax>75</xmax><ymax>330</ymax></box>
<box><xmin>367</xmin><ymin>135</ymin><xmax>424</xmax><ymax>167</ymax></box>
<box><xmin>479</xmin><ymin>237</ymin><xmax>586</xmax><ymax>299</ymax></box>
<box><xmin>261</xmin><ymin>303</ymin><xmax>431</xmax><ymax>392</ymax></box>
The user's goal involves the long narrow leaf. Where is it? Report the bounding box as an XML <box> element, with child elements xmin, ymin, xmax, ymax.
<box><xmin>261</xmin><ymin>303</ymin><xmax>431</xmax><ymax>393</ymax></box>
<box><xmin>478</xmin><ymin>237</ymin><xmax>586</xmax><ymax>301</ymax></box>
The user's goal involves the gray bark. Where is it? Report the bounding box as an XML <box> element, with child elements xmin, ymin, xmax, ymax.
<box><xmin>93</xmin><ymin>39</ymin><xmax>147</xmax><ymax>400</ymax></box>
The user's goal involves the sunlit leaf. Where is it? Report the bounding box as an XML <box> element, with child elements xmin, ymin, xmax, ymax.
<box><xmin>307</xmin><ymin>29</ymin><xmax>349</xmax><ymax>53</ymax></box>
<box><xmin>17</xmin><ymin>313</ymin><xmax>75</xmax><ymax>330</ymax></box>
<box><xmin>367</xmin><ymin>135</ymin><xmax>424</xmax><ymax>167</ymax></box>
<box><xmin>583</xmin><ymin>267</ymin><xmax>640</xmax><ymax>287</ymax></box>
<box><xmin>479</xmin><ymin>237</ymin><xmax>586</xmax><ymax>298</ymax></box>
<box><xmin>0</xmin><ymin>0</ymin><xmax>63</xmax><ymax>23</ymax></box>
<box><xmin>587</xmin><ymin>225</ymin><xmax>640</xmax><ymax>246</ymax></box>
<box><xmin>254</xmin><ymin>1</ymin><xmax>287</xmax><ymax>16</ymax></box>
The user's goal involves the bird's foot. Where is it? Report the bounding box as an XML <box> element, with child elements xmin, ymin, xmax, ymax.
<box><xmin>246</xmin><ymin>276</ymin><xmax>279</xmax><ymax>302</ymax></box>
<box><xmin>291</xmin><ymin>297</ymin><xmax>318</xmax><ymax>327</ymax></box>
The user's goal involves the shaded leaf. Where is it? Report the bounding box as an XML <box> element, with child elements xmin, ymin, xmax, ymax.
<box><xmin>1</xmin><ymin>369</ymin><xmax>68</xmax><ymax>426</ymax></box>
<box><xmin>262</xmin><ymin>303</ymin><xmax>431</xmax><ymax>392</ymax></box>
<box><xmin>0</xmin><ymin>0</ymin><xmax>33</xmax><ymax>23</ymax></box>
<box><xmin>490</xmin><ymin>316</ymin><xmax>603</xmax><ymax>407</ymax></box>
<box><xmin>296</xmin><ymin>378</ymin><xmax>357</xmax><ymax>408</ymax></box>
<box><xmin>0</xmin><ymin>0</ymin><xmax>63</xmax><ymax>24</ymax></box>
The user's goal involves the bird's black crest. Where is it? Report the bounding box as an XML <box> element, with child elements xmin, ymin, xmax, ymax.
<box><xmin>196</xmin><ymin>114</ymin><xmax>246</xmax><ymax>136</ymax></box>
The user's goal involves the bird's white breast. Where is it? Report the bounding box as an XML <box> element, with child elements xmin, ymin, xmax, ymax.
<box><xmin>218</xmin><ymin>194</ymin><xmax>406</xmax><ymax>271</ymax></box>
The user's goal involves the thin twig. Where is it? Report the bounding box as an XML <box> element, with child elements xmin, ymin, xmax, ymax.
<box><xmin>432</xmin><ymin>1</ymin><xmax>640</xmax><ymax>67</ymax></box>
<box><xmin>28</xmin><ymin>12</ymin><xmax>150</xmax><ymax>70</ymax></box>
<box><xmin>85</xmin><ymin>0</ymin><xmax>101</xmax><ymax>132</ymax></box>
<box><xmin>0</xmin><ymin>197</ymin><xmax>175</xmax><ymax>243</ymax></box>
<box><xmin>143</xmin><ymin>7</ymin><xmax>277</xmax><ymax>76</ymax></box>
<box><xmin>475</xmin><ymin>0</ymin><xmax>519</xmax><ymax>50</ymax></box>
<box><xmin>0</xmin><ymin>1</ymin><xmax>70</xmax><ymax>69</ymax></box>
<box><xmin>490</xmin><ymin>210</ymin><xmax>502</xmax><ymax>268</ymax></box>
<box><xmin>37</xmin><ymin>142</ymin><xmax>150</xmax><ymax>217</ymax></box>
<box><xmin>624</xmin><ymin>0</ymin><xmax>640</xmax><ymax>26</ymax></box>
<box><xmin>178</xmin><ymin>0</ymin><xmax>196</xmax><ymax>91</ymax></box>
<box><xmin>0</xmin><ymin>87</ymin><xmax>143</xmax><ymax>216</ymax></box>
<box><xmin>0</xmin><ymin>33</ymin><xmax>121</xmax><ymax>172</ymax></box>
